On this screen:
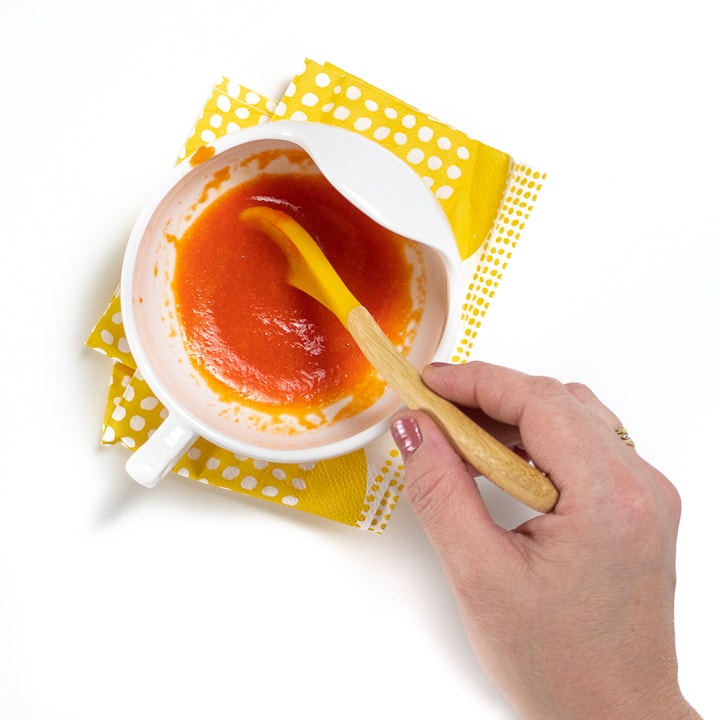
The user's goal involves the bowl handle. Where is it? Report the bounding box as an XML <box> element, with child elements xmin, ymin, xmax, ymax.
<box><xmin>125</xmin><ymin>414</ymin><xmax>197</xmax><ymax>488</ymax></box>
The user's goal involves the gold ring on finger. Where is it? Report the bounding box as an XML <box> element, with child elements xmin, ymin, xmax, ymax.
<box><xmin>615</xmin><ymin>426</ymin><xmax>635</xmax><ymax>447</ymax></box>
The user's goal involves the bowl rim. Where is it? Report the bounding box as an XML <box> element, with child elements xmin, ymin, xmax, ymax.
<box><xmin>120</xmin><ymin>120</ymin><xmax>463</xmax><ymax>466</ymax></box>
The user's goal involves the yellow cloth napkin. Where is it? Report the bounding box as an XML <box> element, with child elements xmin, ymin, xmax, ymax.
<box><xmin>86</xmin><ymin>59</ymin><xmax>545</xmax><ymax>532</ymax></box>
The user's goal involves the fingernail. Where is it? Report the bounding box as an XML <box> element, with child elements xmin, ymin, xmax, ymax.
<box><xmin>429</xmin><ymin>361</ymin><xmax>452</xmax><ymax>368</ymax></box>
<box><xmin>391</xmin><ymin>417</ymin><xmax>423</xmax><ymax>459</ymax></box>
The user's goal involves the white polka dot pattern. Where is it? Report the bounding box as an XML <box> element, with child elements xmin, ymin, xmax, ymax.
<box><xmin>87</xmin><ymin>60</ymin><xmax>545</xmax><ymax>533</ymax></box>
<box><xmin>274</xmin><ymin>69</ymin><xmax>473</xmax><ymax>207</ymax></box>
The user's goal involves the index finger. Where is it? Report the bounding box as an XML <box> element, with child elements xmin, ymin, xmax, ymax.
<box><xmin>422</xmin><ymin>362</ymin><xmax>632</xmax><ymax>499</ymax></box>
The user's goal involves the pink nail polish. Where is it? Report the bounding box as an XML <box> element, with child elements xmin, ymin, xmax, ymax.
<box><xmin>391</xmin><ymin>417</ymin><xmax>423</xmax><ymax>458</ymax></box>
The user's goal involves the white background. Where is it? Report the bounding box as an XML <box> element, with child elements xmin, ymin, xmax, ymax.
<box><xmin>1</xmin><ymin>1</ymin><xmax>717</xmax><ymax>718</ymax></box>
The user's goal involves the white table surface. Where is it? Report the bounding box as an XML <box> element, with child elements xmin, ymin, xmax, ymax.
<box><xmin>1</xmin><ymin>1</ymin><xmax>718</xmax><ymax>718</ymax></box>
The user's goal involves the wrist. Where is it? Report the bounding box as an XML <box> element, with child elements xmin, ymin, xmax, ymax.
<box><xmin>516</xmin><ymin>674</ymin><xmax>701</xmax><ymax>720</ymax></box>
<box><xmin>576</xmin><ymin>692</ymin><xmax>700</xmax><ymax>720</ymax></box>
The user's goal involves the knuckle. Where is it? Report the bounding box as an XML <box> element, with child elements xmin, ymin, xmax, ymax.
<box><xmin>605</xmin><ymin>457</ymin><xmax>683</xmax><ymax>543</ymax></box>
<box><xmin>404</xmin><ymin>461</ymin><xmax>459</xmax><ymax>524</ymax></box>
<box><xmin>519</xmin><ymin>376</ymin><xmax>573</xmax><ymax>412</ymax></box>
<box><xmin>651</xmin><ymin>468</ymin><xmax>683</xmax><ymax>527</ymax></box>
<box><xmin>564</xmin><ymin>381</ymin><xmax>596</xmax><ymax>401</ymax></box>
<box><xmin>529</xmin><ymin>375</ymin><xmax>568</xmax><ymax>399</ymax></box>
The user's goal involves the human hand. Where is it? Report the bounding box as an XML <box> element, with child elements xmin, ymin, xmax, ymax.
<box><xmin>391</xmin><ymin>361</ymin><xmax>701</xmax><ymax>720</ymax></box>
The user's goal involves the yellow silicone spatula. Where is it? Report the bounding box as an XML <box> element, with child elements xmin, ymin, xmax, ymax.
<box><xmin>241</xmin><ymin>206</ymin><xmax>559</xmax><ymax>513</ymax></box>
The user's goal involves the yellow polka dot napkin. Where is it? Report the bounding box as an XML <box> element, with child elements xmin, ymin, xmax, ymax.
<box><xmin>87</xmin><ymin>59</ymin><xmax>545</xmax><ymax>532</ymax></box>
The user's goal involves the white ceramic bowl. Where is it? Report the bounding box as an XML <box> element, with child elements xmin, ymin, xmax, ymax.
<box><xmin>120</xmin><ymin>121</ymin><xmax>462</xmax><ymax>487</ymax></box>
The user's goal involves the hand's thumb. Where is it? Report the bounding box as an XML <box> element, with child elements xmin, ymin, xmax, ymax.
<box><xmin>391</xmin><ymin>411</ymin><xmax>503</xmax><ymax>565</ymax></box>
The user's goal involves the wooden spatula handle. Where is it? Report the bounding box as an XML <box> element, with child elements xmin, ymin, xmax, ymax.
<box><xmin>347</xmin><ymin>306</ymin><xmax>559</xmax><ymax>513</ymax></box>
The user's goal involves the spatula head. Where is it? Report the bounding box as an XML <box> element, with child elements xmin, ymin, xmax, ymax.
<box><xmin>240</xmin><ymin>206</ymin><xmax>360</xmax><ymax>327</ymax></box>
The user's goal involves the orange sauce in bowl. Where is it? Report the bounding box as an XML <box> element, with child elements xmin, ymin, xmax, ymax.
<box><xmin>171</xmin><ymin>156</ymin><xmax>422</xmax><ymax>426</ymax></box>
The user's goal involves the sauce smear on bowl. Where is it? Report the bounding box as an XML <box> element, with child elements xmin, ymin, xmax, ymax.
<box><xmin>171</xmin><ymin>163</ymin><xmax>423</xmax><ymax>427</ymax></box>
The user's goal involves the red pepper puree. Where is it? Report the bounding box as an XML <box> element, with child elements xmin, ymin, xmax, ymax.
<box><xmin>171</xmin><ymin>162</ymin><xmax>422</xmax><ymax>425</ymax></box>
